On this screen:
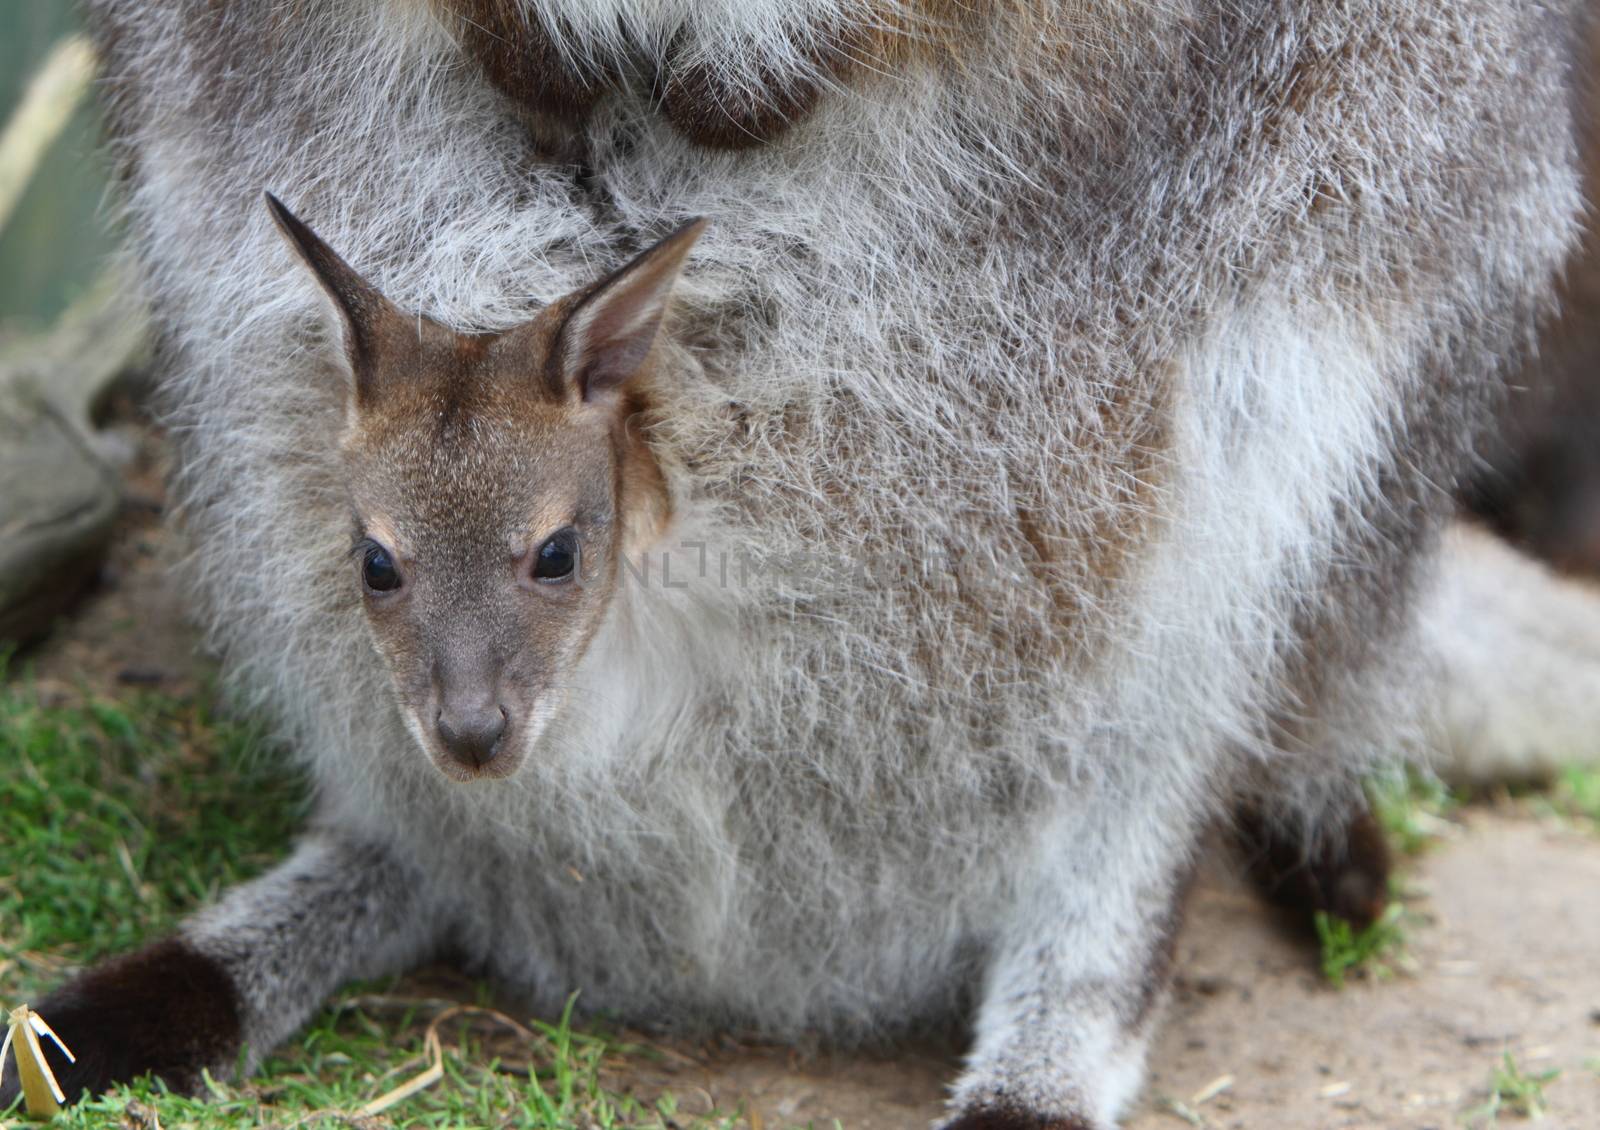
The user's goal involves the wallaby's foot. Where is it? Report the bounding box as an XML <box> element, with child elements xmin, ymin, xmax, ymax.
<box><xmin>1235</xmin><ymin>803</ymin><xmax>1391</xmax><ymax>930</ymax></box>
<box><xmin>0</xmin><ymin>938</ymin><xmax>241</xmax><ymax>1105</ymax></box>
<box><xmin>941</xmin><ymin>1105</ymin><xmax>1094</xmax><ymax>1129</ymax></box>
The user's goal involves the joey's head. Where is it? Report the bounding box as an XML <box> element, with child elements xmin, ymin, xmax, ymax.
<box><xmin>267</xmin><ymin>193</ymin><xmax>704</xmax><ymax>782</ymax></box>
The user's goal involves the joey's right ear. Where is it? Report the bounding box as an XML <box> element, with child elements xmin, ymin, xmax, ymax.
<box><xmin>546</xmin><ymin>218</ymin><xmax>708</xmax><ymax>404</ymax></box>
<box><xmin>265</xmin><ymin>192</ymin><xmax>405</xmax><ymax>405</ymax></box>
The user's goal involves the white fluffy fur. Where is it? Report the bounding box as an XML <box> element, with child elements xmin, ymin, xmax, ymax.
<box><xmin>84</xmin><ymin>0</ymin><xmax>1589</xmax><ymax>1124</ymax></box>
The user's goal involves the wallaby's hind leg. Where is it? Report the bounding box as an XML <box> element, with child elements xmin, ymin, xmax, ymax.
<box><xmin>1234</xmin><ymin>797</ymin><xmax>1392</xmax><ymax>931</ymax></box>
<box><xmin>942</xmin><ymin>796</ymin><xmax>1198</xmax><ymax>1130</ymax></box>
<box><xmin>1231</xmin><ymin>518</ymin><xmax>1600</xmax><ymax>934</ymax></box>
<box><xmin>0</xmin><ymin>834</ymin><xmax>434</xmax><ymax>1105</ymax></box>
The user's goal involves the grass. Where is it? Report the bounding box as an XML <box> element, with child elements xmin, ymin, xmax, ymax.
<box><xmin>1314</xmin><ymin>902</ymin><xmax>1409</xmax><ymax>989</ymax></box>
<box><xmin>0</xmin><ymin>676</ymin><xmax>301</xmax><ymax>991</ymax></box>
<box><xmin>0</xmin><ymin>671</ymin><xmax>738</xmax><ymax>1128</ymax></box>
<box><xmin>1358</xmin><ymin>763</ymin><xmax>1600</xmax><ymax>999</ymax></box>
<box><xmin>1305</xmin><ymin>768</ymin><xmax>1451</xmax><ymax>990</ymax></box>
<box><xmin>1540</xmin><ymin>765</ymin><xmax>1600</xmax><ymax>830</ymax></box>
<box><xmin>23</xmin><ymin>998</ymin><xmax>741</xmax><ymax>1130</ymax></box>
<box><xmin>1464</xmin><ymin>1052</ymin><xmax>1561</xmax><ymax>1125</ymax></box>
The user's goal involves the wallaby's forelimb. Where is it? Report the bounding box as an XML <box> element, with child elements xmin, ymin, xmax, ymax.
<box><xmin>0</xmin><ymin>836</ymin><xmax>431</xmax><ymax>1104</ymax></box>
<box><xmin>943</xmin><ymin>802</ymin><xmax>1197</xmax><ymax>1130</ymax></box>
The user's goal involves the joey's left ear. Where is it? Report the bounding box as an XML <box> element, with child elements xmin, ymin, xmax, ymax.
<box><xmin>552</xmin><ymin>218</ymin><xmax>707</xmax><ymax>402</ymax></box>
<box><xmin>264</xmin><ymin>191</ymin><xmax>413</xmax><ymax>409</ymax></box>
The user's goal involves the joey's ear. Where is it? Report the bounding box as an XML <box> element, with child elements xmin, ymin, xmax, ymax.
<box><xmin>265</xmin><ymin>191</ymin><xmax>404</xmax><ymax>403</ymax></box>
<box><xmin>552</xmin><ymin>218</ymin><xmax>707</xmax><ymax>402</ymax></box>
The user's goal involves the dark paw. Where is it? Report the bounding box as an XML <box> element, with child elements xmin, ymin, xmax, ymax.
<box><xmin>942</xmin><ymin>1105</ymin><xmax>1095</xmax><ymax>1130</ymax></box>
<box><xmin>2</xmin><ymin>937</ymin><xmax>242</xmax><ymax>1104</ymax></box>
<box><xmin>1236</xmin><ymin>804</ymin><xmax>1392</xmax><ymax>931</ymax></box>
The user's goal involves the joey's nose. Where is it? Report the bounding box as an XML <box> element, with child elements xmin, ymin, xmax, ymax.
<box><xmin>435</xmin><ymin>704</ymin><xmax>508</xmax><ymax>768</ymax></box>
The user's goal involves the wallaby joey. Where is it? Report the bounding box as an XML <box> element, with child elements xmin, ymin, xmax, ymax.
<box><xmin>264</xmin><ymin>194</ymin><xmax>702</xmax><ymax>785</ymax></box>
<box><xmin>10</xmin><ymin>1</ymin><xmax>1599</xmax><ymax>1127</ymax></box>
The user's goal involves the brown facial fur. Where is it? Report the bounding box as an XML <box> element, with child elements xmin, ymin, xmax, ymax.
<box><xmin>343</xmin><ymin>350</ymin><xmax>626</xmax><ymax>781</ymax></box>
<box><xmin>339</xmin><ymin>307</ymin><xmax>669</xmax><ymax>781</ymax></box>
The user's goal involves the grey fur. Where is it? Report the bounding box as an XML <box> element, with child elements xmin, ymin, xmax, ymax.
<box><xmin>76</xmin><ymin>1</ymin><xmax>1591</xmax><ymax>1125</ymax></box>
<box><xmin>183</xmin><ymin>836</ymin><xmax>430</xmax><ymax>1069</ymax></box>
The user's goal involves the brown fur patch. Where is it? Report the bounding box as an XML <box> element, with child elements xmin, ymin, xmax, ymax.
<box><xmin>658</xmin><ymin>1</ymin><xmax>996</xmax><ymax>148</ymax></box>
<box><xmin>432</xmin><ymin>0</ymin><xmax>614</xmax><ymax>129</ymax></box>
<box><xmin>613</xmin><ymin>388</ymin><xmax>674</xmax><ymax>558</ymax></box>
<box><xmin>0</xmin><ymin>938</ymin><xmax>242</xmax><ymax>1104</ymax></box>
<box><xmin>655</xmin><ymin>25</ymin><xmax>855</xmax><ymax>150</ymax></box>
<box><xmin>1004</xmin><ymin>387</ymin><xmax>1170</xmax><ymax>663</ymax></box>
<box><xmin>432</xmin><ymin>0</ymin><xmax>997</xmax><ymax>149</ymax></box>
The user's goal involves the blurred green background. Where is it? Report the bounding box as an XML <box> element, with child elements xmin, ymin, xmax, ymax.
<box><xmin>0</xmin><ymin>2</ymin><xmax>114</xmax><ymax>331</ymax></box>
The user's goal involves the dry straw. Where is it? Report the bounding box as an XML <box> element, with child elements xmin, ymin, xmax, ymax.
<box><xmin>2</xmin><ymin>1004</ymin><xmax>77</xmax><ymax>1119</ymax></box>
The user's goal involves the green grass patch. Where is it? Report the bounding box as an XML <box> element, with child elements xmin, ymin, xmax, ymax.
<box><xmin>1465</xmin><ymin>1051</ymin><xmax>1560</xmax><ymax>1125</ymax></box>
<box><xmin>26</xmin><ymin>996</ymin><xmax>742</xmax><ymax>1130</ymax></box>
<box><xmin>0</xmin><ymin>675</ymin><xmax>302</xmax><ymax>995</ymax></box>
<box><xmin>1315</xmin><ymin>902</ymin><xmax>1409</xmax><ymax>990</ymax></box>
<box><xmin>1542</xmin><ymin>765</ymin><xmax>1600</xmax><ymax>830</ymax></box>
<box><xmin>0</xmin><ymin>674</ymin><xmax>736</xmax><ymax>1128</ymax></box>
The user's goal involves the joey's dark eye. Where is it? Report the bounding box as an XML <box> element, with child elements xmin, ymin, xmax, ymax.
<box><xmin>362</xmin><ymin>544</ymin><xmax>402</xmax><ymax>593</ymax></box>
<box><xmin>532</xmin><ymin>528</ymin><xmax>579</xmax><ymax>583</ymax></box>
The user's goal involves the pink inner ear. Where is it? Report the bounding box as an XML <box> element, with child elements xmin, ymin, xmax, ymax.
<box><xmin>556</xmin><ymin>218</ymin><xmax>707</xmax><ymax>402</ymax></box>
<box><xmin>575</xmin><ymin>303</ymin><xmax>667</xmax><ymax>400</ymax></box>
<box><xmin>563</xmin><ymin>265</ymin><xmax>675</xmax><ymax>401</ymax></box>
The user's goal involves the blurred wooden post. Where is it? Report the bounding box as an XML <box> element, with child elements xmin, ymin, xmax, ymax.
<box><xmin>0</xmin><ymin>36</ymin><xmax>151</xmax><ymax>648</ymax></box>
<box><xmin>0</xmin><ymin>34</ymin><xmax>95</xmax><ymax>239</ymax></box>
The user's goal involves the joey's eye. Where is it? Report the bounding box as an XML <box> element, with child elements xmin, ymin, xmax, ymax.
<box><xmin>532</xmin><ymin>528</ymin><xmax>579</xmax><ymax>583</ymax></box>
<box><xmin>362</xmin><ymin>544</ymin><xmax>403</xmax><ymax>593</ymax></box>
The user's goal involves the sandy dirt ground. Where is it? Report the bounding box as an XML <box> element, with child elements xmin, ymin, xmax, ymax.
<box><xmin>21</xmin><ymin>422</ymin><xmax>1600</xmax><ymax>1130</ymax></box>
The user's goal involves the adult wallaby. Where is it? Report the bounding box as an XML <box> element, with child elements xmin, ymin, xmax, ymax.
<box><xmin>8</xmin><ymin>1</ymin><xmax>1600</xmax><ymax>1127</ymax></box>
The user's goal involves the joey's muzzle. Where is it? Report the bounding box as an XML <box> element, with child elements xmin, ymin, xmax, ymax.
<box><xmin>435</xmin><ymin>701</ymin><xmax>509</xmax><ymax>771</ymax></box>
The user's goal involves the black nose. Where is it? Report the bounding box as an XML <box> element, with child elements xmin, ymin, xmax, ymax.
<box><xmin>435</xmin><ymin>704</ymin><xmax>508</xmax><ymax>768</ymax></box>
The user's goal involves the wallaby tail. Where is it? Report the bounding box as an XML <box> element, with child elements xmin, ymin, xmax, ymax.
<box><xmin>1422</xmin><ymin>522</ymin><xmax>1600</xmax><ymax>786</ymax></box>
